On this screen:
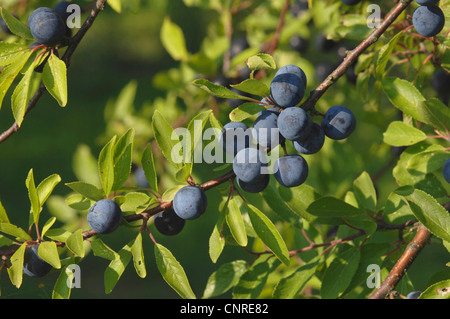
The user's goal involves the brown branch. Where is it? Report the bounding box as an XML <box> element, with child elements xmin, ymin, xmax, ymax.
<box><xmin>0</xmin><ymin>0</ymin><xmax>108</xmax><ymax>145</ymax></box>
<box><xmin>268</xmin><ymin>0</ymin><xmax>290</xmax><ymax>55</ymax></box>
<box><xmin>368</xmin><ymin>224</ymin><xmax>432</xmax><ymax>299</ymax></box>
<box><xmin>255</xmin><ymin>0</ymin><xmax>290</xmax><ymax>80</ymax></box>
<box><xmin>301</xmin><ymin>0</ymin><xmax>414</xmax><ymax>112</ymax></box>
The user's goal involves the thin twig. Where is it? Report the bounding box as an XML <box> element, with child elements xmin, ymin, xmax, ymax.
<box><xmin>301</xmin><ymin>0</ymin><xmax>414</xmax><ymax>112</ymax></box>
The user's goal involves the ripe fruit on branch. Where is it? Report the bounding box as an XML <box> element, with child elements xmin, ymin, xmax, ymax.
<box><xmin>87</xmin><ymin>199</ymin><xmax>123</xmax><ymax>234</ymax></box>
<box><xmin>154</xmin><ymin>208</ymin><xmax>186</xmax><ymax>236</ymax></box>
<box><xmin>277</xmin><ymin>107</ymin><xmax>313</xmax><ymax>141</ymax></box>
<box><xmin>233</xmin><ymin>148</ymin><xmax>268</xmax><ymax>183</ymax></box>
<box><xmin>293</xmin><ymin>122</ymin><xmax>325</xmax><ymax>155</ymax></box>
<box><xmin>321</xmin><ymin>105</ymin><xmax>356</xmax><ymax>140</ymax></box>
<box><xmin>270</xmin><ymin>64</ymin><xmax>307</xmax><ymax>108</ymax></box>
<box><xmin>236</xmin><ymin>174</ymin><xmax>270</xmax><ymax>194</ymax></box>
<box><xmin>28</xmin><ymin>7</ymin><xmax>66</xmax><ymax>46</ymax></box>
<box><xmin>23</xmin><ymin>245</ymin><xmax>53</xmax><ymax>278</ymax></box>
<box><xmin>412</xmin><ymin>4</ymin><xmax>445</xmax><ymax>38</ymax></box>
<box><xmin>252</xmin><ymin>109</ymin><xmax>285</xmax><ymax>148</ymax></box>
<box><xmin>173</xmin><ymin>186</ymin><xmax>208</xmax><ymax>220</ymax></box>
<box><xmin>274</xmin><ymin>154</ymin><xmax>309</xmax><ymax>188</ymax></box>
<box><xmin>219</xmin><ymin>122</ymin><xmax>251</xmax><ymax>156</ymax></box>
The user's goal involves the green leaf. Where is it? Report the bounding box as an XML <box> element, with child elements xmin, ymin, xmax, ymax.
<box><xmin>417</xmin><ymin>98</ymin><xmax>450</xmax><ymax>132</ymax></box>
<box><xmin>152</xmin><ymin>110</ymin><xmax>182</xmax><ymax>169</ymax></box>
<box><xmin>72</xmin><ymin>144</ymin><xmax>100</xmax><ymax>187</ymax></box>
<box><xmin>38</xmin><ymin>241</ymin><xmax>61</xmax><ymax>269</ymax></box>
<box><xmin>353</xmin><ymin>171</ymin><xmax>377</xmax><ymax>212</ymax></box>
<box><xmin>0</xmin><ymin>198</ymin><xmax>10</xmax><ymax>223</ymax></box>
<box><xmin>320</xmin><ymin>247</ymin><xmax>361</xmax><ymax>299</ymax></box>
<box><xmin>192</xmin><ymin>78</ymin><xmax>253</xmax><ymax>100</ymax></box>
<box><xmin>344</xmin><ymin>243</ymin><xmax>391</xmax><ymax>296</ymax></box>
<box><xmin>209</xmin><ymin>200</ymin><xmax>227</xmax><ymax>263</ymax></box>
<box><xmin>104</xmin><ymin>240</ymin><xmax>133</xmax><ymax>294</ymax></box>
<box><xmin>261</xmin><ymin>179</ymin><xmax>302</xmax><ymax>227</ymax></box>
<box><xmin>37</xmin><ymin>174</ymin><xmax>61</xmax><ymax>207</ymax></box>
<box><xmin>0</xmin><ymin>8</ymin><xmax>33</xmax><ymax>39</ymax></box>
<box><xmin>246</xmin><ymin>53</ymin><xmax>276</xmax><ymax>71</ymax></box>
<box><xmin>52</xmin><ymin>266</ymin><xmax>75</xmax><ymax>299</ymax></box>
<box><xmin>202</xmin><ymin>260</ymin><xmax>248</xmax><ymax>299</ymax></box>
<box><xmin>183</xmin><ymin>110</ymin><xmax>212</xmax><ymax>165</ymax></box>
<box><xmin>0</xmin><ymin>223</ymin><xmax>32</xmax><ymax>242</ymax></box>
<box><xmin>98</xmin><ymin>136</ymin><xmax>117</xmax><ymax>197</ymax></box>
<box><xmin>42</xmin><ymin>54</ymin><xmax>67</xmax><ymax>107</ymax></box>
<box><xmin>7</xmin><ymin>243</ymin><xmax>26</xmax><ymax>288</ymax></box>
<box><xmin>226</xmin><ymin>197</ymin><xmax>248</xmax><ymax>247</ymax></box>
<box><xmin>131</xmin><ymin>233</ymin><xmax>146</xmax><ymax>278</ymax></box>
<box><xmin>208</xmin><ymin>112</ymin><xmax>223</xmax><ymax>132</ymax></box>
<box><xmin>230</xmin><ymin>79</ymin><xmax>270</xmax><ymax>97</ymax></box>
<box><xmin>0</xmin><ymin>49</ymin><xmax>32</xmax><ymax>112</ymax></box>
<box><xmin>91</xmin><ymin>238</ymin><xmax>118</xmax><ymax>261</ymax></box>
<box><xmin>405</xmin><ymin>189</ymin><xmax>450</xmax><ymax>242</ymax></box>
<box><xmin>419</xmin><ymin>279</ymin><xmax>450</xmax><ymax>299</ymax></box>
<box><xmin>383</xmin><ymin>121</ymin><xmax>427</xmax><ymax>147</ymax></box>
<box><xmin>406</xmin><ymin>149</ymin><xmax>449</xmax><ymax>175</ymax></box>
<box><xmin>108</xmin><ymin>0</ymin><xmax>122</xmax><ymax>12</ymax></box>
<box><xmin>393</xmin><ymin>143</ymin><xmax>448</xmax><ymax>197</ymax></box>
<box><xmin>112</xmin><ymin>128</ymin><xmax>134</xmax><ymax>192</ymax></box>
<box><xmin>154</xmin><ymin>243</ymin><xmax>196</xmax><ymax>299</ymax></box>
<box><xmin>307</xmin><ymin>197</ymin><xmax>363</xmax><ymax>218</ymax></box>
<box><xmin>66</xmin><ymin>229</ymin><xmax>85</xmax><ymax>257</ymax></box>
<box><xmin>44</xmin><ymin>228</ymin><xmax>72</xmax><ymax>242</ymax></box>
<box><xmin>246</xmin><ymin>204</ymin><xmax>290</xmax><ymax>266</ymax></box>
<box><xmin>232</xmin><ymin>255</ymin><xmax>280</xmax><ymax>299</ymax></box>
<box><xmin>229</xmin><ymin>102</ymin><xmax>266</xmax><ymax>122</ymax></box>
<box><xmin>41</xmin><ymin>217</ymin><xmax>56</xmax><ymax>238</ymax></box>
<box><xmin>273</xmin><ymin>259</ymin><xmax>319</xmax><ymax>299</ymax></box>
<box><xmin>161</xmin><ymin>184</ymin><xmax>185</xmax><ymax>202</ymax></box>
<box><xmin>382</xmin><ymin>77</ymin><xmax>426</xmax><ymax>123</ymax></box>
<box><xmin>25</xmin><ymin>169</ymin><xmax>40</xmax><ymax>225</ymax></box>
<box><xmin>65</xmin><ymin>181</ymin><xmax>104</xmax><ymax>201</ymax></box>
<box><xmin>277</xmin><ymin>183</ymin><xmax>335</xmax><ymax>224</ymax></box>
<box><xmin>119</xmin><ymin>192</ymin><xmax>155</xmax><ymax>214</ymax></box>
<box><xmin>0</xmin><ymin>42</ymin><xmax>29</xmax><ymax>67</ymax></box>
<box><xmin>0</xmin><ymin>234</ymin><xmax>14</xmax><ymax>247</ymax></box>
<box><xmin>141</xmin><ymin>144</ymin><xmax>158</xmax><ymax>193</ymax></box>
<box><xmin>161</xmin><ymin>17</ymin><xmax>189</xmax><ymax>62</ymax></box>
<box><xmin>375</xmin><ymin>31</ymin><xmax>402</xmax><ymax>78</ymax></box>
<box><xmin>11</xmin><ymin>58</ymin><xmax>35</xmax><ymax>126</ymax></box>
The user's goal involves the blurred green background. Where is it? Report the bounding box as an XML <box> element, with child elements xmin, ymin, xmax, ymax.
<box><xmin>0</xmin><ymin>0</ymin><xmax>449</xmax><ymax>299</ymax></box>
